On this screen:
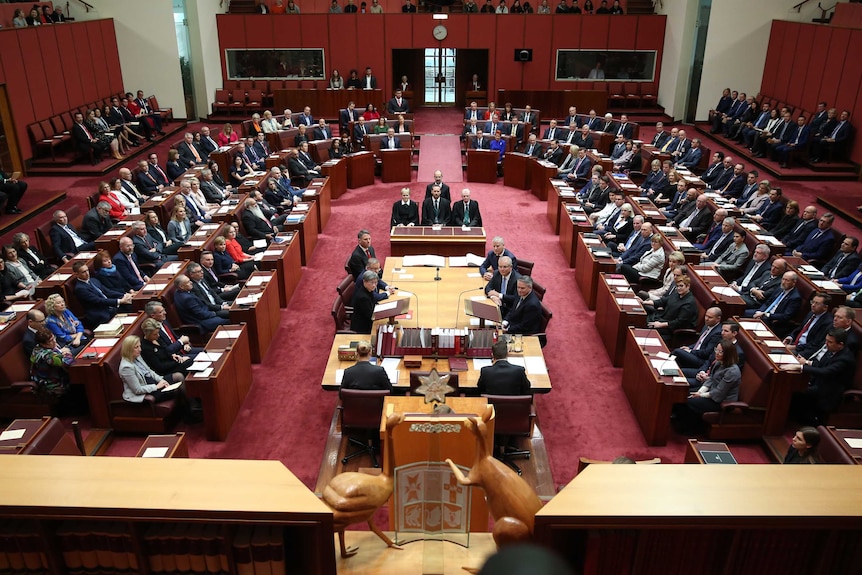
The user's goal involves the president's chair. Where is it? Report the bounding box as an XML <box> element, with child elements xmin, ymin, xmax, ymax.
<box><xmin>483</xmin><ymin>394</ymin><xmax>535</xmax><ymax>475</ymax></box>
<box><xmin>339</xmin><ymin>388</ymin><xmax>389</xmax><ymax>468</ymax></box>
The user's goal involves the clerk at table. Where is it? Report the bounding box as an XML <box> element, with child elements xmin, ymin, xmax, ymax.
<box><xmin>477</xmin><ymin>340</ymin><xmax>531</xmax><ymax>396</ymax></box>
<box><xmin>390</xmin><ymin>187</ymin><xmax>419</xmax><ymax>227</ymax></box>
<box><xmin>341</xmin><ymin>340</ymin><xmax>391</xmax><ymax>392</ymax></box>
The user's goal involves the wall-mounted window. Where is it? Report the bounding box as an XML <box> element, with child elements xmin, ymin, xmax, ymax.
<box><xmin>225</xmin><ymin>49</ymin><xmax>325</xmax><ymax>80</ymax></box>
<box><xmin>555</xmin><ymin>50</ymin><xmax>657</xmax><ymax>82</ymax></box>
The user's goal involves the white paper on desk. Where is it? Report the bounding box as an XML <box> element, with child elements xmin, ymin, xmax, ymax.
<box><xmin>524</xmin><ymin>356</ymin><xmax>547</xmax><ymax>375</ymax></box>
<box><xmin>103</xmin><ymin>229</ymin><xmax>124</xmax><ymax>236</ymax></box>
<box><xmin>583</xmin><ymin>238</ymin><xmax>602</xmax><ymax>245</ymax></box>
<box><xmin>654</xmin><ymin>351</ymin><xmax>670</xmax><ymax>360</ymax></box>
<box><xmin>218</xmin><ymin>206</ymin><xmax>231</xmax><ymax>214</ymax></box>
<box><xmin>650</xmin><ymin>358</ymin><xmax>678</xmax><ymax>372</ymax></box>
<box><xmin>616</xmin><ymin>297</ymin><xmax>641</xmax><ymax>306</ymax></box>
<box><xmin>657</xmin><ymin>226</ymin><xmax>675</xmax><ymax>234</ymax></box>
<box><xmin>753</xmin><ymin>330</ymin><xmax>773</xmax><ymax>338</ymax></box>
<box><xmin>635</xmin><ymin>337</ymin><xmax>662</xmax><ymax>346</ymax></box>
<box><xmin>189</xmin><ymin>361</ymin><xmax>212</xmax><ymax>371</ymax></box>
<box><xmin>235</xmin><ymin>296</ymin><xmax>258</xmax><ymax>306</ymax></box>
<box><xmin>375</xmin><ymin>301</ymin><xmax>397</xmax><ymax>312</ymax></box>
<box><xmin>396</xmin><ymin>274</ymin><xmax>414</xmax><ymax>280</ymax></box>
<box><xmin>380</xmin><ymin>357</ymin><xmax>401</xmax><ymax>371</ymax></box>
<box><xmin>644</xmin><ymin>210</ymin><xmax>661</xmax><ymax>216</ymax></box>
<box><xmin>262</xmin><ymin>250</ymin><xmax>283</xmax><ymax>257</ymax></box>
<box><xmin>507</xmin><ymin>357</ymin><xmax>526</xmax><ymax>368</ymax></box>
<box><xmin>192</xmin><ymin>367</ymin><xmax>213</xmax><ymax>378</ymax></box>
<box><xmin>697</xmin><ymin>269</ymin><xmax>721</xmax><ymax>277</ymax></box>
<box><xmin>396</xmin><ymin>290</ymin><xmax>413</xmax><ymax>298</ymax></box>
<box><xmin>448</xmin><ymin>256</ymin><xmax>468</xmax><ymax>267</ymax></box>
<box><xmin>247</xmin><ymin>276</ymin><xmax>270</xmax><ymax>287</ymax></box>
<box><xmin>845</xmin><ymin>437</ymin><xmax>862</xmax><ymax>449</ymax></box>
<box><xmin>469</xmin><ymin>317</ymin><xmax>482</xmax><ymax>325</ymax></box>
<box><xmin>253</xmin><ymin>253</ymin><xmax>264</xmax><ymax>261</ymax></box>
<box><xmin>771</xmin><ymin>354</ymin><xmax>801</xmax><ymax>365</ymax></box>
<box><xmin>143</xmin><ymin>283</ymin><xmax>167</xmax><ymax>291</ymax></box>
<box><xmin>384</xmin><ymin>368</ymin><xmax>399</xmax><ymax>384</ymax></box>
<box><xmin>187</xmin><ymin>241</ymin><xmax>205</xmax><ymax>247</ymax></box>
<box><xmin>9</xmin><ymin>303</ymin><xmax>35</xmax><ymax>312</ymax></box>
<box><xmin>467</xmin><ymin>272</ymin><xmax>482</xmax><ymax>278</ymax></box>
<box><xmin>799</xmin><ymin>265</ymin><xmax>820</xmax><ymax>274</ymax></box>
<box><xmin>674</xmin><ymin>240</ymin><xmax>693</xmax><ymax>248</ymax></box>
<box><xmin>813</xmin><ymin>280</ymin><xmax>841</xmax><ymax>290</ymax></box>
<box><xmin>164</xmin><ymin>263</ymin><xmax>182</xmax><ymax>274</ymax></box>
<box><xmin>252</xmin><ymin>239</ymin><xmax>268</xmax><ymax>249</ymax></box>
<box><xmin>141</xmin><ymin>447</ymin><xmax>169</xmax><ymax>458</ymax></box>
<box><xmin>763</xmin><ymin>340</ymin><xmax>785</xmax><ymax>348</ymax></box>
<box><xmin>117</xmin><ymin>315</ymin><xmax>137</xmax><ymax>324</ymax></box>
<box><xmin>49</xmin><ymin>273</ymin><xmax>72</xmax><ymax>281</ymax></box>
<box><xmin>472</xmin><ymin>358</ymin><xmax>493</xmax><ymax>369</ymax></box>
<box><xmin>196</xmin><ymin>352</ymin><xmax>223</xmax><ymax>362</ymax></box>
<box><xmin>74</xmin><ymin>252</ymin><xmax>97</xmax><ymax>259</ymax></box>
<box><xmin>0</xmin><ymin>428</ymin><xmax>26</xmax><ymax>441</ymax></box>
<box><xmin>200</xmin><ymin>223</ymin><xmax>220</xmax><ymax>230</ymax></box>
<box><xmin>215</xmin><ymin>330</ymin><xmax>242</xmax><ymax>339</ymax></box>
<box><xmin>741</xmin><ymin>223</ymin><xmax>759</xmax><ymax>231</ymax></box>
<box><xmin>470</xmin><ymin>295</ymin><xmax>486</xmax><ymax>301</ymax></box>
<box><xmin>91</xmin><ymin>338</ymin><xmax>119</xmax><ymax>347</ymax></box>
<box><xmin>605</xmin><ymin>278</ymin><xmax>629</xmax><ymax>286</ymax></box>
<box><xmin>738</xmin><ymin>321</ymin><xmax>761</xmax><ymax>330</ymax></box>
<box><xmin>711</xmin><ymin>286</ymin><xmax>738</xmax><ymax>297</ymax></box>
<box><xmin>335</xmin><ymin>369</ymin><xmax>344</xmax><ymax>384</ymax></box>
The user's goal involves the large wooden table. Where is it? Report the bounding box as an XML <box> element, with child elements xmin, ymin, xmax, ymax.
<box><xmin>389</xmin><ymin>227</ymin><xmax>487</xmax><ymax>258</ymax></box>
<box><xmin>321</xmin><ymin>334</ymin><xmax>550</xmax><ymax>394</ymax></box>
<box><xmin>621</xmin><ymin>327</ymin><xmax>690</xmax><ymax>446</ymax></box>
<box><xmin>535</xmin><ymin>465</ymin><xmax>862</xmax><ymax>574</ymax></box>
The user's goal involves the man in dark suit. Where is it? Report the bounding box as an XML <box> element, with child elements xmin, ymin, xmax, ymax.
<box><xmin>671</xmin><ymin>307</ymin><xmax>724</xmax><ymax>368</ymax></box>
<box><xmin>298</xmin><ymin>106</ymin><xmax>314</xmax><ymax>126</ymax></box>
<box><xmin>479</xmin><ymin>237</ymin><xmax>517</xmax><ymax>280</ymax></box>
<box><xmin>341</xmin><ymin>340</ymin><xmax>391</xmax><ymax>391</ymax></box>
<box><xmin>501</xmin><ymin>276</ymin><xmax>543</xmax><ymax>335</ymax></box>
<box><xmin>382</xmin><ymin>128</ymin><xmax>401</xmax><ymax>150</ymax></box>
<box><xmin>672</xmin><ymin>193</ymin><xmax>711</xmax><ymax>241</ymax></box>
<box><xmin>471</xmin><ymin>130</ymin><xmax>489</xmax><ymax>150</ymax></box>
<box><xmin>542</xmin><ymin>119</ymin><xmax>563</xmax><ymax>141</ymax></box>
<box><xmin>700</xmin><ymin>152</ymin><xmax>726</xmax><ymax>187</ymax></box>
<box><xmin>113</xmin><ymin>237</ymin><xmax>149</xmax><ymax>290</ymax></box>
<box><xmin>340</xmin><ymin>102</ymin><xmax>359</xmax><ymax>133</ymax></box>
<box><xmin>810</xmin><ymin>109</ymin><xmax>852</xmax><ymax>163</ymax></box>
<box><xmin>347</xmin><ymin>229</ymin><xmax>376</xmax><ymax>279</ymax></box>
<box><xmin>746</xmin><ymin>271</ymin><xmax>803</xmax><ymax>337</ymax></box>
<box><xmin>450</xmin><ymin>189</ymin><xmax>482</xmax><ymax>227</ymax></box>
<box><xmin>564</xmin><ymin>148</ymin><xmax>592</xmax><ymax>185</ymax></box>
<box><xmin>614</xmin><ymin>115</ymin><xmax>634</xmax><ymax>140</ymax></box>
<box><xmin>485</xmin><ymin>256</ymin><xmax>521</xmax><ymax>318</ymax></box>
<box><xmin>651</xmin><ymin>122</ymin><xmax>670</xmax><ymax>148</ymax></box>
<box><xmin>421</xmin><ymin>185</ymin><xmax>451</xmax><ymax>226</ymax></box>
<box><xmin>361</xmin><ymin>68</ymin><xmax>377</xmax><ymax>90</ymax></box>
<box><xmin>821</xmin><ymin>236</ymin><xmax>860</xmax><ymax>280</ymax></box>
<box><xmin>505</xmin><ymin>118</ymin><xmax>524</xmax><ymax>141</ymax></box>
<box><xmin>390</xmin><ymin>187</ymin><xmax>420</xmax><ymax>227</ymax></box>
<box><xmin>751</xmin><ymin>187</ymin><xmax>785</xmax><ymax>230</ymax></box>
<box><xmin>781</xmin><ymin>205</ymin><xmax>819</xmax><ymax>249</ymax></box>
<box><xmin>774</xmin><ymin>116</ymin><xmax>810</xmax><ymax>168</ymax></box>
<box><xmin>542</xmin><ymin>139</ymin><xmax>564</xmax><ymax>165</ymax></box>
<box><xmin>424</xmin><ymin>171</ymin><xmax>451</xmax><ymax>201</ymax></box>
<box><xmin>49</xmin><ymin>210</ymin><xmax>94</xmax><ymax>262</ymax></box>
<box><xmin>178</xmin><ymin>132</ymin><xmax>205</xmax><ymax>166</ymax></box>
<box><xmin>791</xmin><ymin>213</ymin><xmax>836</xmax><ymax>264</ymax></box>
<box><xmin>252</xmin><ymin>132</ymin><xmax>271</xmax><ymax>159</ymax></box>
<box><xmin>681</xmin><ymin>321</ymin><xmax>746</xmax><ymax>389</ymax></box>
<box><xmin>80</xmin><ymin>203</ymin><xmax>113</xmax><ymax>242</ymax></box>
<box><xmin>131</xmin><ymin>221</ymin><xmax>172</xmax><ymax>269</ymax></box>
<box><xmin>570</xmin><ymin>125</ymin><xmax>594</xmax><ymax>150</ymax></box>
<box><xmin>71</xmin><ymin>112</ymin><xmax>107</xmax><ymax>160</ymax></box>
<box><xmin>187</xmin><ymin>263</ymin><xmax>232</xmax><ymax>315</ymax></box>
<box><xmin>173</xmin><ymin>274</ymin><xmax>229</xmax><ymax>335</ymax></box>
<box><xmin>477</xmin><ymin>340</ymin><xmax>531</xmax><ymax>396</ymax></box>
<box><xmin>674</xmin><ymin>138</ymin><xmax>703</xmax><ymax>170</ymax></box>
<box><xmin>312</xmin><ymin>119</ymin><xmax>332</xmax><ymax>141</ymax></box>
<box><xmin>729</xmin><ymin>244</ymin><xmax>771</xmax><ymax>298</ymax></box>
<box><xmin>198</xmin><ymin>126</ymin><xmax>219</xmax><ymax>157</ymax></box>
<box><xmin>598</xmin><ymin>113</ymin><xmax>617</xmax><ymax>134</ymax></box>
<box><xmin>241</xmin><ymin>198</ymin><xmax>277</xmax><ymax>241</ymax></box>
<box><xmin>739</xmin><ymin>257</ymin><xmax>787</xmax><ymax>309</ymax></box>
<box><xmin>145</xmin><ymin>301</ymin><xmax>201</xmax><ymax>356</ymax></box>
<box><xmin>648</xmin><ymin>275</ymin><xmax>699</xmax><ymax>343</ymax></box>
<box><xmin>23</xmin><ymin>310</ymin><xmax>45</xmax><ymax>358</ymax></box>
<box><xmin>387</xmin><ymin>90</ymin><xmax>410</xmax><ymax>114</ymax></box>
<box><xmin>793</xmin><ymin>328</ymin><xmax>856</xmax><ymax>424</ymax></box>
<box><xmin>0</xmin><ymin>168</ymin><xmax>26</xmax><ymax>214</ymax></box>
<box><xmin>287</xmin><ymin>147</ymin><xmax>316</xmax><ymax>184</ymax></box>
<box><xmin>353</xmin><ymin>117</ymin><xmax>370</xmax><ymax>148</ymax></box>
<box><xmin>521</xmin><ymin>134</ymin><xmax>543</xmax><ymax>157</ymax></box>
<box><xmin>71</xmin><ymin>262</ymin><xmax>133</xmax><ymax>328</ymax></box>
<box><xmin>611</xmin><ymin>217</ymin><xmax>650</xmax><ymax>258</ymax></box>
<box><xmin>354</xmin><ymin>258</ymin><xmax>393</xmax><ymax>304</ymax></box>
<box><xmin>784</xmin><ymin>293</ymin><xmax>832</xmax><ymax>358</ymax></box>
<box><xmin>200</xmin><ymin>251</ymin><xmax>240</xmax><ymax>301</ymax></box>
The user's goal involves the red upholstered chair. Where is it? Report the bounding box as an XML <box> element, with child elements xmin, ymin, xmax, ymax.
<box><xmin>532</xmin><ymin>279</ymin><xmax>546</xmax><ymax>301</ymax></box>
<box><xmin>332</xmin><ymin>294</ymin><xmax>355</xmax><ymax>333</ymax></box>
<box><xmin>536</xmin><ymin>302</ymin><xmax>553</xmax><ymax>348</ymax></box>
<box><xmin>213</xmin><ymin>90</ymin><xmax>231</xmax><ymax>115</ymax></box>
<box><xmin>515</xmin><ymin>258</ymin><xmax>535</xmax><ymax>277</ymax></box>
<box><xmin>0</xmin><ymin>304</ymin><xmax>54</xmax><ymax>420</ymax></box>
<box><xmin>148</xmin><ymin>96</ymin><xmax>173</xmax><ymax>121</ymax></box>
<box><xmin>640</xmin><ymin>83</ymin><xmax>657</xmax><ymax>108</ymax></box>
<box><xmin>607</xmin><ymin>82</ymin><xmax>625</xmax><ymax>108</ymax></box>
<box><xmin>246</xmin><ymin>89</ymin><xmax>263</xmax><ymax>113</ymax></box>
<box><xmin>625</xmin><ymin>82</ymin><xmax>642</xmax><ymax>108</ymax></box>
<box><xmin>482</xmin><ymin>394</ymin><xmax>535</xmax><ymax>475</ymax></box>
<box><xmin>229</xmin><ymin>90</ymin><xmax>247</xmax><ymax>115</ymax></box>
<box><xmin>339</xmin><ymin>388</ymin><xmax>389</xmax><ymax>467</ymax></box>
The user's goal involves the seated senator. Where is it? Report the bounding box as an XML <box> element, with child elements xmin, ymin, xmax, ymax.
<box><xmin>784</xmin><ymin>427</ymin><xmax>820</xmax><ymax>464</ymax></box>
<box><xmin>672</xmin><ymin>339</ymin><xmax>741</xmax><ymax>433</ymax></box>
<box><xmin>501</xmin><ymin>276</ymin><xmax>543</xmax><ymax>336</ymax></box>
<box><xmin>140</xmin><ymin>318</ymin><xmax>194</xmax><ymax>378</ymax></box>
<box><xmin>119</xmin><ymin>335</ymin><xmax>197</xmax><ymax>422</ymax></box>
<box><xmin>647</xmin><ymin>275</ymin><xmax>698</xmax><ymax>342</ymax></box>
<box><xmin>29</xmin><ymin>328</ymin><xmax>76</xmax><ymax>408</ymax></box>
<box><xmin>340</xmin><ymin>340</ymin><xmax>392</xmax><ymax>392</ymax></box>
<box><xmin>44</xmin><ymin>293</ymin><xmax>90</xmax><ymax>355</ymax></box>
<box><xmin>477</xmin><ymin>340</ymin><xmax>531</xmax><ymax>395</ymax></box>
<box><xmin>213</xmin><ymin>235</ymin><xmax>255</xmax><ymax>280</ymax></box>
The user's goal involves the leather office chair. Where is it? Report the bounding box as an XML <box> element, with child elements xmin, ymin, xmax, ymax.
<box><xmin>336</xmin><ymin>274</ymin><xmax>354</xmax><ymax>295</ymax></box>
<box><xmin>339</xmin><ymin>388</ymin><xmax>389</xmax><ymax>468</ymax></box>
<box><xmin>515</xmin><ymin>258</ymin><xmax>535</xmax><ymax>277</ymax></box>
<box><xmin>331</xmin><ymin>294</ymin><xmax>355</xmax><ymax>333</ymax></box>
<box><xmin>531</xmin><ymin>280</ymin><xmax>546</xmax><ymax>302</ymax></box>
<box><xmin>482</xmin><ymin>394</ymin><xmax>534</xmax><ymax>475</ymax></box>
<box><xmin>536</xmin><ymin>302</ymin><xmax>553</xmax><ymax>348</ymax></box>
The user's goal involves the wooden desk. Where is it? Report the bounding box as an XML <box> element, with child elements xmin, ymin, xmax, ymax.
<box><xmin>33</xmin><ymin>263</ymin><xmax>79</xmax><ymax>308</ymax></box>
<box><xmin>595</xmin><ymin>274</ymin><xmax>648</xmax><ymax>367</ymax></box>
<box><xmin>389</xmin><ymin>226</ymin><xmax>487</xmax><ymax>258</ymax></box>
<box><xmin>136</xmin><ymin>432</ymin><xmax>188</xmax><ymax>458</ymax></box>
<box><xmin>93</xmin><ymin>225</ymin><xmax>136</xmax><ymax>256</ymax></box>
<box><xmin>503</xmin><ymin>152</ymin><xmax>531</xmax><ymax>189</ymax></box>
<box><xmin>0</xmin><ymin>417</ymin><xmax>80</xmax><ymax>455</ymax></box>
<box><xmin>380</xmin><ymin>257</ymin><xmax>487</xmax><ymax>328</ymax></box>
<box><xmin>265</xmin><ymin>148</ymin><xmax>291</xmax><ymax>172</ymax></box>
<box><xmin>132</xmin><ymin>260</ymin><xmax>191</xmax><ymax>312</ymax></box>
<box><xmin>346</xmin><ymin>151</ymin><xmax>375</xmax><ymax>189</ymax></box>
<box><xmin>585</xmin><ymin>149</ymin><xmax>613</xmax><ymax>174</ymax></box>
<box><xmin>185</xmin><ymin>324</ymin><xmax>252</xmax><ymax>441</ymax></box>
<box><xmin>641</xmin><ymin>143</ymin><xmax>672</xmax><ymax>169</ymax></box>
<box><xmin>574</xmin><ymin>233</ymin><xmax>618</xmax><ymax>309</ymax></box>
<box><xmin>826</xmin><ymin>427</ymin><xmax>862</xmax><ymax>463</ymax></box>
<box><xmin>207</xmin><ymin>145</ymin><xmax>240</xmax><ymax>183</ymax></box>
<box><xmin>547</xmin><ymin>182</ymin><xmax>576</xmax><ymax>235</ymax></box>
<box><xmin>321</xmin><ymin>334</ymin><xmax>551</xmax><ymax>394</ymax></box>
<box><xmin>559</xmin><ymin>205</ymin><xmax>593</xmax><ymax>268</ymax></box>
<box><xmin>229</xmin><ymin>271</ymin><xmax>279</xmax><ymax>363</ymax></box>
<box><xmin>140</xmin><ymin>188</ymin><xmax>180</xmax><ymax>226</ymax></box>
<box><xmin>684</xmin><ymin>439</ymin><xmax>734</xmax><ymax>464</ymax></box>
<box><xmin>621</xmin><ymin>328</ymin><xmax>689</xmax><ymax>446</ymax></box>
<box><xmin>466</xmin><ymin>149</ymin><xmax>499</xmax><ymax>183</ymax></box>
<box><xmin>0</xmin><ymin>456</ymin><xmax>336</xmax><ymax>575</ymax></box>
<box><xmin>273</xmin><ymin>88</ymin><xmax>383</xmax><ymax>119</ymax></box>
<box><xmin>687</xmin><ymin>264</ymin><xmax>747</xmax><ymax>320</ymax></box>
<box><xmin>380</xmin><ymin>149</ymin><xmax>412</xmax><ymax>183</ymax></box>
<box><xmin>674</xmin><ymin>166</ymin><xmax>707</xmax><ymax>189</ymax></box>
<box><xmin>656</xmin><ymin>225</ymin><xmax>702</xmax><ymax>265</ymax></box>
<box><xmin>608</xmin><ymin>171</ymin><xmax>643</xmax><ymax>197</ymax></box>
<box><xmin>283</xmin><ymin>201</ymin><xmax>319</xmax><ymax>265</ymax></box>
<box><xmin>304</xmin><ymin>177</ymin><xmax>331</xmax><ymax>232</ymax></box>
<box><xmin>210</xmin><ymin>193</ymin><xmax>249</xmax><ymax>224</ymax></box>
<box><xmin>535</xmin><ymin>465</ymin><xmax>862</xmax><ymax>574</ymax></box>
<box><xmin>256</xmin><ymin>231</ymin><xmax>302</xmax><ymax>308</ymax></box>
<box><xmin>530</xmin><ymin>160</ymin><xmax>558</xmax><ymax>201</ymax></box>
<box><xmin>628</xmin><ymin>196</ymin><xmax>667</xmax><ymax>225</ymax></box>
<box><xmin>320</xmin><ymin>158</ymin><xmax>347</xmax><ymax>199</ymax></box>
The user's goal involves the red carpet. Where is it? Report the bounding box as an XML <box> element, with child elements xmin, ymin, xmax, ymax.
<box><xmin>417</xmin><ymin>135</ymin><xmax>464</xmax><ymax>183</ymax></box>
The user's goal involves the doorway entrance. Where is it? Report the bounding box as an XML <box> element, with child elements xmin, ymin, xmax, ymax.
<box><xmin>391</xmin><ymin>49</ymin><xmax>488</xmax><ymax>109</ymax></box>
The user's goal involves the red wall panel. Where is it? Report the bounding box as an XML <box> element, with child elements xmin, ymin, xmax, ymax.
<box><xmin>523</xmin><ymin>15</ymin><xmax>553</xmax><ymax>91</ymax></box>
<box><xmin>799</xmin><ymin>26</ymin><xmax>831</xmax><ymax>112</ymax></box>
<box><xmin>773</xmin><ymin>23</ymin><xmax>798</xmax><ymax>101</ymax></box>
<box><xmin>383</xmin><ymin>14</ymin><xmax>416</xmax><ymax>48</ymax></box>
<box><xmin>356</xmin><ymin>24</ymin><xmax>386</xmax><ymax>93</ymax></box>
<box><xmin>55</xmin><ymin>24</ymin><xmax>83</xmax><ymax>110</ymax></box>
<box><xmin>835</xmin><ymin>30</ymin><xmax>862</xmax><ymax>114</ymax></box>
<box><xmin>87</xmin><ymin>24</ymin><xmax>110</xmax><ymax>98</ymax></box>
<box><xmin>38</xmin><ymin>28</ymin><xmax>68</xmax><ymax>116</ymax></box>
<box><xmin>101</xmin><ymin>20</ymin><xmax>123</xmax><ymax>95</ymax></box>
<box><xmin>760</xmin><ymin>20</ymin><xmax>785</xmax><ymax>97</ymax></box>
<box><xmin>245</xmin><ymin>15</ymin><xmax>274</xmax><ymax>48</ymax></box>
<box><xmin>608</xmin><ymin>16</ymin><xmax>637</xmax><ymax>50</ymax></box>
<box><xmin>494</xmin><ymin>18</ymin><xmax>526</xmax><ymax>91</ymax></box>
<box><xmin>71</xmin><ymin>25</ymin><xmax>98</xmax><ymax>104</ymax></box>
<box><xmin>18</xmin><ymin>30</ymin><xmax>44</xmax><ymax>123</ymax></box>
<box><xmin>580</xmin><ymin>15</ymin><xmax>610</xmax><ymax>48</ymax></box>
<box><xmin>784</xmin><ymin>24</ymin><xmax>814</xmax><ymax>108</ymax></box>
<box><xmin>819</xmin><ymin>27</ymin><xmax>851</xmax><ymax>111</ymax></box>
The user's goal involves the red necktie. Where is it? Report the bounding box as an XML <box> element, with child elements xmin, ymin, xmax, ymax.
<box><xmin>162</xmin><ymin>326</ymin><xmax>176</xmax><ymax>343</ymax></box>
<box><xmin>794</xmin><ymin>315</ymin><xmax>816</xmax><ymax>345</ymax></box>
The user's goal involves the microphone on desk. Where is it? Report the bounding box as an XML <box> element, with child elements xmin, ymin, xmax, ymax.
<box><xmin>656</xmin><ymin>354</ymin><xmax>679</xmax><ymax>376</ymax></box>
<box><xmin>435</xmin><ymin>267</ymin><xmax>442</xmax><ymax>281</ymax></box>
<box><xmin>454</xmin><ymin>286</ymin><xmax>487</xmax><ymax>328</ymax></box>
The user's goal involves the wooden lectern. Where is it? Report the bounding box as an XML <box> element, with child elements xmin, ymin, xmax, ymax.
<box><xmin>381</xmin><ymin>148</ymin><xmax>412</xmax><ymax>183</ymax></box>
<box><xmin>466</xmin><ymin>149</ymin><xmax>499</xmax><ymax>183</ymax></box>
<box><xmin>381</xmin><ymin>397</ymin><xmax>493</xmax><ymax>541</ymax></box>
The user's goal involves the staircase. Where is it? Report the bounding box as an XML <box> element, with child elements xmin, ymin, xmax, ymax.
<box><xmin>626</xmin><ymin>0</ymin><xmax>654</xmax><ymax>15</ymax></box>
